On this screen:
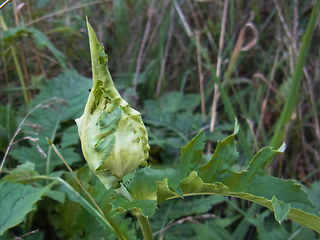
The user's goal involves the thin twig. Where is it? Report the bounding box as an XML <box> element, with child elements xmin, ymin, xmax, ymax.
<box><xmin>240</xmin><ymin>22</ymin><xmax>258</xmax><ymax>51</ymax></box>
<box><xmin>225</xmin><ymin>22</ymin><xmax>258</xmax><ymax>81</ymax></box>
<box><xmin>174</xmin><ymin>0</ymin><xmax>192</xmax><ymax>37</ymax></box>
<box><xmin>20</xmin><ymin>229</ymin><xmax>39</xmax><ymax>239</ymax></box>
<box><xmin>253</xmin><ymin>73</ymin><xmax>278</xmax><ymax>95</ymax></box>
<box><xmin>46</xmin><ymin>138</ymin><xmax>106</xmax><ymax>218</ymax></box>
<box><xmin>273</xmin><ymin>0</ymin><xmax>293</xmax><ymax>40</ymax></box>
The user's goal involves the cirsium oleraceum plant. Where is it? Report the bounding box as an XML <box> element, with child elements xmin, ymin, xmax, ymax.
<box><xmin>72</xmin><ymin>19</ymin><xmax>320</xmax><ymax>239</ymax></box>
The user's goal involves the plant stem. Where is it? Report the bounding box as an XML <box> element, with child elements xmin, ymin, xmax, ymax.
<box><xmin>116</xmin><ymin>184</ymin><xmax>154</xmax><ymax>240</ymax></box>
<box><xmin>136</xmin><ymin>213</ymin><xmax>154</xmax><ymax>240</ymax></box>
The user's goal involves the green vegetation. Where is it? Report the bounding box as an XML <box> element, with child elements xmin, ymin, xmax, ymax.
<box><xmin>1</xmin><ymin>1</ymin><xmax>320</xmax><ymax>239</ymax></box>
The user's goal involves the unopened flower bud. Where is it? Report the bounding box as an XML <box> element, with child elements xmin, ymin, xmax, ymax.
<box><xmin>75</xmin><ymin>19</ymin><xmax>149</xmax><ymax>189</ymax></box>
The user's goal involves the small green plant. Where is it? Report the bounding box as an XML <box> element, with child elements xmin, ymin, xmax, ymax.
<box><xmin>1</xmin><ymin>6</ymin><xmax>320</xmax><ymax>238</ymax></box>
<box><xmin>71</xmin><ymin>19</ymin><xmax>320</xmax><ymax>239</ymax></box>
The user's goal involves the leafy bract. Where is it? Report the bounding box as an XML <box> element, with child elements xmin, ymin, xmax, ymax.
<box><xmin>75</xmin><ymin>19</ymin><xmax>149</xmax><ymax>189</ymax></box>
<box><xmin>9</xmin><ymin>70</ymin><xmax>90</xmax><ymax>174</ymax></box>
<box><xmin>0</xmin><ymin>181</ymin><xmax>48</xmax><ymax>236</ymax></box>
<box><xmin>118</xmin><ymin>122</ymin><xmax>320</xmax><ymax>234</ymax></box>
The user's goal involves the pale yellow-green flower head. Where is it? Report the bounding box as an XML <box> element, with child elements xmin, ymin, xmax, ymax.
<box><xmin>75</xmin><ymin>19</ymin><xmax>149</xmax><ymax>189</ymax></box>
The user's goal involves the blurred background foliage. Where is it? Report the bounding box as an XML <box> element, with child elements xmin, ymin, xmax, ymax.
<box><xmin>0</xmin><ymin>0</ymin><xmax>320</xmax><ymax>239</ymax></box>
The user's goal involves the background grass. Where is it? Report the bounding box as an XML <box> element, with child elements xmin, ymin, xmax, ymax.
<box><xmin>0</xmin><ymin>0</ymin><xmax>320</xmax><ymax>239</ymax></box>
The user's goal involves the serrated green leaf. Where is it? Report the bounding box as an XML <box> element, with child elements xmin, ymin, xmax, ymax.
<box><xmin>199</xmin><ymin>122</ymin><xmax>239</xmax><ymax>183</ymax></box>
<box><xmin>127</xmin><ymin>168</ymin><xmax>175</xmax><ymax>201</ymax></box>
<box><xmin>180</xmin><ymin>171</ymin><xmax>204</xmax><ymax>193</ymax></box>
<box><xmin>123</xmin><ymin>125</ymin><xmax>320</xmax><ymax>234</ymax></box>
<box><xmin>231</xmin><ymin>144</ymin><xmax>285</xmax><ymax>192</ymax></box>
<box><xmin>112</xmin><ymin>196</ymin><xmax>157</xmax><ymax>217</ymax></box>
<box><xmin>9</xmin><ymin>70</ymin><xmax>91</xmax><ymax>174</ymax></box>
<box><xmin>121</xmin><ymin>131</ymin><xmax>205</xmax><ymax>215</ymax></box>
<box><xmin>271</xmin><ymin>196</ymin><xmax>290</xmax><ymax>224</ymax></box>
<box><xmin>245</xmin><ymin>174</ymin><xmax>317</xmax><ymax>214</ymax></box>
<box><xmin>0</xmin><ymin>181</ymin><xmax>48</xmax><ymax>235</ymax></box>
<box><xmin>168</xmin><ymin>130</ymin><xmax>205</xmax><ymax>194</ymax></box>
<box><xmin>156</xmin><ymin>178</ymin><xmax>179</xmax><ymax>203</ymax></box>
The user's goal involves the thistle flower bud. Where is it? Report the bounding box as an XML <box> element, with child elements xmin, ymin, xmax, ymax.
<box><xmin>75</xmin><ymin>19</ymin><xmax>149</xmax><ymax>189</ymax></box>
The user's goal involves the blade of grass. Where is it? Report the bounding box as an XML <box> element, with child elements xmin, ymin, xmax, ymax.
<box><xmin>270</xmin><ymin>0</ymin><xmax>320</xmax><ymax>148</ymax></box>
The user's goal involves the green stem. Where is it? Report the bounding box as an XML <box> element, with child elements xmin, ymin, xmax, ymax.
<box><xmin>116</xmin><ymin>184</ymin><xmax>154</xmax><ymax>240</ymax></box>
<box><xmin>136</xmin><ymin>213</ymin><xmax>154</xmax><ymax>240</ymax></box>
<box><xmin>270</xmin><ymin>0</ymin><xmax>320</xmax><ymax>148</ymax></box>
